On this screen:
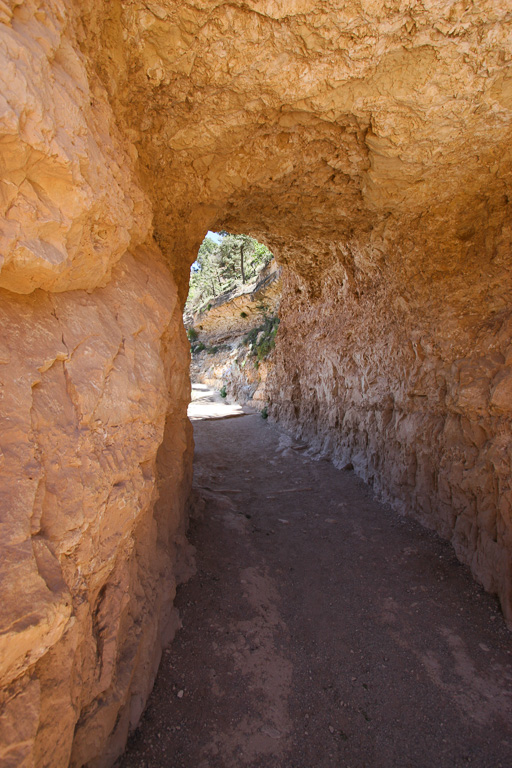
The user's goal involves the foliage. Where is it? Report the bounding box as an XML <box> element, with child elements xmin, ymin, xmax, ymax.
<box><xmin>261</xmin><ymin>406</ymin><xmax>269</xmax><ymax>419</ymax></box>
<box><xmin>220</xmin><ymin>385</ymin><xmax>227</xmax><ymax>398</ymax></box>
<box><xmin>243</xmin><ymin>315</ymin><xmax>280</xmax><ymax>360</ymax></box>
<box><xmin>190</xmin><ymin>341</ymin><xmax>229</xmax><ymax>356</ymax></box>
<box><xmin>186</xmin><ymin>233</ymin><xmax>273</xmax><ymax>315</ymax></box>
<box><xmin>187</xmin><ymin>327</ymin><xmax>198</xmax><ymax>341</ymax></box>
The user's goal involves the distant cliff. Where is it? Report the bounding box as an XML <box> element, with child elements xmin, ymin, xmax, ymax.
<box><xmin>187</xmin><ymin>261</ymin><xmax>281</xmax><ymax>411</ymax></box>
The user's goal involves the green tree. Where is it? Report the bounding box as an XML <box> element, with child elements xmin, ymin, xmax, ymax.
<box><xmin>218</xmin><ymin>233</ymin><xmax>256</xmax><ymax>284</ymax></box>
<box><xmin>186</xmin><ymin>233</ymin><xmax>273</xmax><ymax>315</ymax></box>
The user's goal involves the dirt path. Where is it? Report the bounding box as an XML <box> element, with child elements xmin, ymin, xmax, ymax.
<box><xmin>119</xmin><ymin>386</ymin><xmax>512</xmax><ymax>768</ymax></box>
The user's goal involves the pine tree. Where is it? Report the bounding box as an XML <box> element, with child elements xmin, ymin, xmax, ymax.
<box><xmin>186</xmin><ymin>233</ymin><xmax>273</xmax><ymax>314</ymax></box>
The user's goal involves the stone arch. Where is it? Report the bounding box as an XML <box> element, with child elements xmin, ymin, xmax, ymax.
<box><xmin>0</xmin><ymin>1</ymin><xmax>511</xmax><ymax>766</ymax></box>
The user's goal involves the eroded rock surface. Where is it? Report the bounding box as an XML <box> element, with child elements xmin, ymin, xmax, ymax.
<box><xmin>0</xmin><ymin>0</ymin><xmax>151</xmax><ymax>294</ymax></box>
<box><xmin>80</xmin><ymin>0</ymin><xmax>512</xmax><ymax>300</ymax></box>
<box><xmin>0</xmin><ymin>4</ymin><xmax>192</xmax><ymax>767</ymax></box>
<box><xmin>0</xmin><ymin>247</ymin><xmax>192</xmax><ymax>768</ymax></box>
<box><xmin>191</xmin><ymin>260</ymin><xmax>281</xmax><ymax>339</ymax></box>
<box><xmin>269</xmin><ymin>245</ymin><xmax>512</xmax><ymax>626</ymax></box>
<box><xmin>1</xmin><ymin>0</ymin><xmax>512</xmax><ymax>766</ymax></box>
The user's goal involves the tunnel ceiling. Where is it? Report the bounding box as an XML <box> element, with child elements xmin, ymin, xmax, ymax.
<box><xmin>76</xmin><ymin>0</ymin><xmax>512</xmax><ymax>295</ymax></box>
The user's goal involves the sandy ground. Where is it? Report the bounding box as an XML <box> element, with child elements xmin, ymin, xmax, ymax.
<box><xmin>118</xmin><ymin>385</ymin><xmax>512</xmax><ymax>768</ymax></box>
<box><xmin>188</xmin><ymin>383</ymin><xmax>246</xmax><ymax>421</ymax></box>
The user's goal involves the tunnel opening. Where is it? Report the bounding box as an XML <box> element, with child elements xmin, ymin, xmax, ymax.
<box><xmin>185</xmin><ymin>230</ymin><xmax>280</xmax><ymax>413</ymax></box>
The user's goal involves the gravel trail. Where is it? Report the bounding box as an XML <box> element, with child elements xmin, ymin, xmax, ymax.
<box><xmin>118</xmin><ymin>386</ymin><xmax>512</xmax><ymax>768</ymax></box>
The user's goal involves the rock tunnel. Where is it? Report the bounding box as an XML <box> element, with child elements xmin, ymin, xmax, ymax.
<box><xmin>0</xmin><ymin>1</ymin><xmax>511</xmax><ymax>765</ymax></box>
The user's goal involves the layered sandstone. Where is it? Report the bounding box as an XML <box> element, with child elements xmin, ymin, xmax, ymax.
<box><xmin>1</xmin><ymin>0</ymin><xmax>512</xmax><ymax>766</ymax></box>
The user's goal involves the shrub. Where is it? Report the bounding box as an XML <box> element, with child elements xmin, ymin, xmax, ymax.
<box><xmin>240</xmin><ymin>311</ymin><xmax>248</xmax><ymax>318</ymax></box>
<box><xmin>243</xmin><ymin>315</ymin><xmax>279</xmax><ymax>360</ymax></box>
<box><xmin>256</xmin><ymin>338</ymin><xmax>274</xmax><ymax>361</ymax></box>
<box><xmin>220</xmin><ymin>385</ymin><xmax>227</xmax><ymax>398</ymax></box>
<box><xmin>243</xmin><ymin>326</ymin><xmax>260</xmax><ymax>346</ymax></box>
<box><xmin>187</xmin><ymin>327</ymin><xmax>198</xmax><ymax>341</ymax></box>
<box><xmin>261</xmin><ymin>406</ymin><xmax>268</xmax><ymax>419</ymax></box>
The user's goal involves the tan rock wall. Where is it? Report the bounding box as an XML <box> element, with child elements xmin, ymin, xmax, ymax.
<box><xmin>0</xmin><ymin>4</ymin><xmax>192</xmax><ymax>766</ymax></box>
<box><xmin>0</xmin><ymin>246</ymin><xmax>192</xmax><ymax>768</ymax></box>
<box><xmin>268</xmin><ymin>224</ymin><xmax>512</xmax><ymax>625</ymax></box>
<box><xmin>0</xmin><ymin>0</ymin><xmax>151</xmax><ymax>294</ymax></box>
<box><xmin>192</xmin><ymin>343</ymin><xmax>271</xmax><ymax>411</ymax></box>
<box><xmin>189</xmin><ymin>262</ymin><xmax>281</xmax><ymax>407</ymax></box>
<box><xmin>190</xmin><ymin>260</ymin><xmax>281</xmax><ymax>340</ymax></box>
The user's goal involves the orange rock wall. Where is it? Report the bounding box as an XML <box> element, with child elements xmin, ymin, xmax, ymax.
<box><xmin>268</xmin><ymin>227</ymin><xmax>512</xmax><ymax>625</ymax></box>
<box><xmin>0</xmin><ymin>247</ymin><xmax>192</xmax><ymax>768</ymax></box>
<box><xmin>0</xmin><ymin>4</ymin><xmax>192</xmax><ymax>766</ymax></box>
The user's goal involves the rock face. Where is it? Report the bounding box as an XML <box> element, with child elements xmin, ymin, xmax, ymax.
<box><xmin>0</xmin><ymin>0</ymin><xmax>151</xmax><ymax>294</ymax></box>
<box><xmin>0</xmin><ymin>246</ymin><xmax>193</xmax><ymax>767</ymax></box>
<box><xmin>191</xmin><ymin>260</ymin><xmax>281</xmax><ymax>340</ymax></box>
<box><xmin>0</xmin><ymin>4</ymin><xmax>192</xmax><ymax>767</ymax></box>
<box><xmin>1</xmin><ymin>0</ymin><xmax>512</xmax><ymax>766</ymax></box>
<box><xmin>192</xmin><ymin>344</ymin><xmax>273</xmax><ymax>411</ymax></box>
<box><xmin>268</xmin><ymin>244</ymin><xmax>512</xmax><ymax>626</ymax></box>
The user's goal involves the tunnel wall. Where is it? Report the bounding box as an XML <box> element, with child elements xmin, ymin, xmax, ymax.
<box><xmin>0</xmin><ymin>248</ymin><xmax>193</xmax><ymax>768</ymax></box>
<box><xmin>268</xmin><ymin>227</ymin><xmax>512</xmax><ymax>626</ymax></box>
<box><xmin>0</xmin><ymin>4</ymin><xmax>193</xmax><ymax>767</ymax></box>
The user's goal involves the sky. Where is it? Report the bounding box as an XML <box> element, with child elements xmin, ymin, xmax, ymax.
<box><xmin>206</xmin><ymin>230</ymin><xmax>223</xmax><ymax>243</ymax></box>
